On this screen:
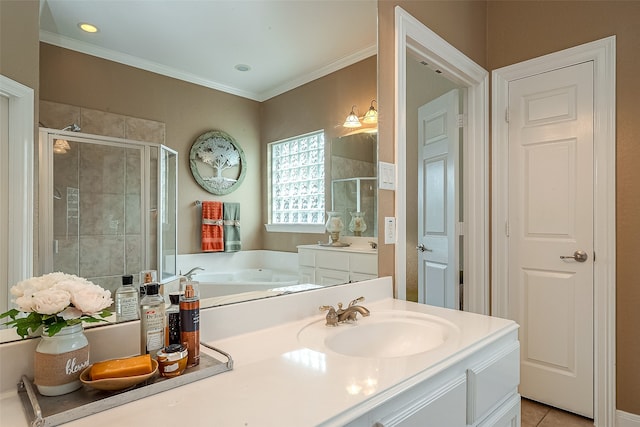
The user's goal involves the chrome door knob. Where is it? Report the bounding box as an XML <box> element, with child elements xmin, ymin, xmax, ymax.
<box><xmin>416</xmin><ymin>244</ymin><xmax>433</xmax><ymax>252</ymax></box>
<box><xmin>560</xmin><ymin>250</ymin><xmax>588</xmax><ymax>262</ymax></box>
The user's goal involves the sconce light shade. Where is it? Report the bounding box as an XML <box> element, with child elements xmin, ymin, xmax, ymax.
<box><xmin>362</xmin><ymin>100</ymin><xmax>378</xmax><ymax>124</ymax></box>
<box><xmin>343</xmin><ymin>105</ymin><xmax>362</xmax><ymax>128</ymax></box>
<box><xmin>53</xmin><ymin>139</ymin><xmax>71</xmax><ymax>154</ymax></box>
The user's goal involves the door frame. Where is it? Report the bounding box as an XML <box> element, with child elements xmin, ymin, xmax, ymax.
<box><xmin>395</xmin><ymin>6</ymin><xmax>489</xmax><ymax>314</ymax></box>
<box><xmin>0</xmin><ymin>75</ymin><xmax>34</xmax><ymax>312</ymax></box>
<box><xmin>491</xmin><ymin>37</ymin><xmax>616</xmax><ymax>426</ymax></box>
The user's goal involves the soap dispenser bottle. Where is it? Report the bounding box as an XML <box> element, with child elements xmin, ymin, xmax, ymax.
<box><xmin>115</xmin><ymin>274</ymin><xmax>139</xmax><ymax>321</ymax></box>
<box><xmin>140</xmin><ymin>282</ymin><xmax>165</xmax><ymax>358</ymax></box>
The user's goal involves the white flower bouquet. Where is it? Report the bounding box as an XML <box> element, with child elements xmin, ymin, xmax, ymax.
<box><xmin>0</xmin><ymin>272</ymin><xmax>113</xmax><ymax>338</ymax></box>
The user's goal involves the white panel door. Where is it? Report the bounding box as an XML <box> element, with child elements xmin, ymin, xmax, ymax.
<box><xmin>417</xmin><ymin>89</ymin><xmax>459</xmax><ymax>308</ymax></box>
<box><xmin>508</xmin><ymin>61</ymin><xmax>594</xmax><ymax>417</ymax></box>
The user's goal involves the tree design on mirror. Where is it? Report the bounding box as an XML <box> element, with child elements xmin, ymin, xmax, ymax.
<box><xmin>189</xmin><ymin>130</ymin><xmax>247</xmax><ymax>195</ymax></box>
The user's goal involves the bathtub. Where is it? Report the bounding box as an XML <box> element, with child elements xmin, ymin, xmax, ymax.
<box><xmin>192</xmin><ymin>268</ymin><xmax>300</xmax><ymax>299</ymax></box>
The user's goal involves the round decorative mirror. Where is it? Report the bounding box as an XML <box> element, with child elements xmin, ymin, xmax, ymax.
<box><xmin>189</xmin><ymin>130</ymin><xmax>247</xmax><ymax>195</ymax></box>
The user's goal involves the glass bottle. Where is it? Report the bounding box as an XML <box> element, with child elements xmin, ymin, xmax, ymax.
<box><xmin>115</xmin><ymin>274</ymin><xmax>139</xmax><ymax>322</ymax></box>
<box><xmin>140</xmin><ymin>282</ymin><xmax>165</xmax><ymax>358</ymax></box>
<box><xmin>165</xmin><ymin>293</ymin><xmax>181</xmax><ymax>346</ymax></box>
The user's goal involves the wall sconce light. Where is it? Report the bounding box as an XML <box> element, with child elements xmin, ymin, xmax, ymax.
<box><xmin>53</xmin><ymin>123</ymin><xmax>81</xmax><ymax>154</ymax></box>
<box><xmin>362</xmin><ymin>100</ymin><xmax>378</xmax><ymax>124</ymax></box>
<box><xmin>53</xmin><ymin>139</ymin><xmax>71</xmax><ymax>154</ymax></box>
<box><xmin>343</xmin><ymin>105</ymin><xmax>362</xmax><ymax>128</ymax></box>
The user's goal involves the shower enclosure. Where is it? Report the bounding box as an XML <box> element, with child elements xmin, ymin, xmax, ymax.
<box><xmin>39</xmin><ymin>129</ymin><xmax>177</xmax><ymax>296</ymax></box>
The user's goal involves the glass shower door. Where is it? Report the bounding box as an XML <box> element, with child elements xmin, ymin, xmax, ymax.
<box><xmin>42</xmin><ymin>132</ymin><xmax>149</xmax><ymax>296</ymax></box>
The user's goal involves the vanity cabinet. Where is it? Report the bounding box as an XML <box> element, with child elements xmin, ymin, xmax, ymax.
<box><xmin>297</xmin><ymin>245</ymin><xmax>377</xmax><ymax>285</ymax></box>
<box><xmin>342</xmin><ymin>333</ymin><xmax>520</xmax><ymax>427</ymax></box>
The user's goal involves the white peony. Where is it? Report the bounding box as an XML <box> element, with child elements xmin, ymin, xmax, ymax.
<box><xmin>31</xmin><ymin>289</ymin><xmax>72</xmax><ymax>315</ymax></box>
<box><xmin>70</xmin><ymin>286</ymin><xmax>113</xmax><ymax>314</ymax></box>
<box><xmin>59</xmin><ymin>306</ymin><xmax>83</xmax><ymax>320</ymax></box>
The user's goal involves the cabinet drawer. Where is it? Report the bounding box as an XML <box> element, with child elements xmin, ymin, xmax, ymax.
<box><xmin>467</xmin><ymin>342</ymin><xmax>520</xmax><ymax>424</ymax></box>
<box><xmin>298</xmin><ymin>249</ymin><xmax>315</xmax><ymax>267</ymax></box>
<box><xmin>350</xmin><ymin>253</ymin><xmax>377</xmax><ymax>274</ymax></box>
<box><xmin>317</xmin><ymin>251</ymin><xmax>350</xmax><ymax>271</ymax></box>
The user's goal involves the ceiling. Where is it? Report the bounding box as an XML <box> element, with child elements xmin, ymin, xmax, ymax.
<box><xmin>39</xmin><ymin>0</ymin><xmax>378</xmax><ymax>102</ymax></box>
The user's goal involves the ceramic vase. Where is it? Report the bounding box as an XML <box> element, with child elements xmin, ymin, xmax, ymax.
<box><xmin>34</xmin><ymin>323</ymin><xmax>89</xmax><ymax>396</ymax></box>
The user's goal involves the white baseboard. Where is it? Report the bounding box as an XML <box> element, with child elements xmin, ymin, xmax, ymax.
<box><xmin>617</xmin><ymin>410</ymin><xmax>640</xmax><ymax>427</ymax></box>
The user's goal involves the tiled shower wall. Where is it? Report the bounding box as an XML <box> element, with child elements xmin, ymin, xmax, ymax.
<box><xmin>40</xmin><ymin>100</ymin><xmax>165</xmax><ymax>295</ymax></box>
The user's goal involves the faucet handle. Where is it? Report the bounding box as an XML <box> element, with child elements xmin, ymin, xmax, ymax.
<box><xmin>319</xmin><ymin>305</ymin><xmax>339</xmax><ymax>326</ymax></box>
<box><xmin>348</xmin><ymin>296</ymin><xmax>365</xmax><ymax>307</ymax></box>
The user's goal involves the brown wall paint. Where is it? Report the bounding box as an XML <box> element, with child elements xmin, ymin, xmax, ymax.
<box><xmin>0</xmin><ymin>0</ymin><xmax>39</xmax><ymax>89</ymax></box>
<box><xmin>487</xmin><ymin>0</ymin><xmax>640</xmax><ymax>416</ymax></box>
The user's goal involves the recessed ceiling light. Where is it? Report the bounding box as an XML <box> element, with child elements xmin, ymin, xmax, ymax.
<box><xmin>78</xmin><ymin>23</ymin><xmax>99</xmax><ymax>33</ymax></box>
<box><xmin>234</xmin><ymin>64</ymin><xmax>251</xmax><ymax>72</ymax></box>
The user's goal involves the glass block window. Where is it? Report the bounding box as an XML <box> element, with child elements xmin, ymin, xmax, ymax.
<box><xmin>269</xmin><ymin>130</ymin><xmax>325</xmax><ymax>225</ymax></box>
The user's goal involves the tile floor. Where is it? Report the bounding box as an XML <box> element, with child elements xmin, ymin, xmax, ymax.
<box><xmin>522</xmin><ymin>398</ymin><xmax>594</xmax><ymax>427</ymax></box>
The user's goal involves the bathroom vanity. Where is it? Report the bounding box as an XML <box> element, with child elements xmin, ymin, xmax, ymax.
<box><xmin>298</xmin><ymin>244</ymin><xmax>378</xmax><ymax>285</ymax></box>
<box><xmin>0</xmin><ymin>277</ymin><xmax>519</xmax><ymax>426</ymax></box>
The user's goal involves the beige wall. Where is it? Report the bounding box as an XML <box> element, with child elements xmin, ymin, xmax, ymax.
<box><xmin>0</xmin><ymin>0</ymin><xmax>39</xmax><ymax>90</ymax></box>
<box><xmin>39</xmin><ymin>43</ymin><xmax>263</xmax><ymax>255</ymax></box>
<box><xmin>260</xmin><ymin>56</ymin><xmax>377</xmax><ymax>251</ymax></box>
<box><xmin>486</xmin><ymin>0</ymin><xmax>640</xmax><ymax>416</ymax></box>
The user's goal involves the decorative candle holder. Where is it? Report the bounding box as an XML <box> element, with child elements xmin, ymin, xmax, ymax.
<box><xmin>348</xmin><ymin>211</ymin><xmax>367</xmax><ymax>236</ymax></box>
<box><xmin>325</xmin><ymin>211</ymin><xmax>345</xmax><ymax>245</ymax></box>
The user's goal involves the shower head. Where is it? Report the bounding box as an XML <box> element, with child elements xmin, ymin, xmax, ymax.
<box><xmin>61</xmin><ymin>123</ymin><xmax>81</xmax><ymax>132</ymax></box>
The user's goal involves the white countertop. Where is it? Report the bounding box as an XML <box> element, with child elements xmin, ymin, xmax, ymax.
<box><xmin>297</xmin><ymin>244</ymin><xmax>378</xmax><ymax>254</ymax></box>
<box><xmin>0</xmin><ymin>279</ymin><xmax>516</xmax><ymax>426</ymax></box>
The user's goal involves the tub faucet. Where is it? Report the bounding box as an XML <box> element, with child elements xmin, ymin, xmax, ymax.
<box><xmin>320</xmin><ymin>296</ymin><xmax>370</xmax><ymax>326</ymax></box>
<box><xmin>181</xmin><ymin>266</ymin><xmax>204</xmax><ymax>280</ymax></box>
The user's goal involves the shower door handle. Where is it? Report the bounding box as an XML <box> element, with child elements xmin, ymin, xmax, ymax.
<box><xmin>560</xmin><ymin>250</ymin><xmax>588</xmax><ymax>262</ymax></box>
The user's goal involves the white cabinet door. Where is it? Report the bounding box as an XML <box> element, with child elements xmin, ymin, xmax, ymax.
<box><xmin>477</xmin><ymin>395</ymin><xmax>520</xmax><ymax>427</ymax></box>
<box><xmin>375</xmin><ymin>376</ymin><xmax>467</xmax><ymax>427</ymax></box>
<box><xmin>299</xmin><ymin>266</ymin><xmax>315</xmax><ymax>284</ymax></box>
<box><xmin>316</xmin><ymin>268</ymin><xmax>350</xmax><ymax>285</ymax></box>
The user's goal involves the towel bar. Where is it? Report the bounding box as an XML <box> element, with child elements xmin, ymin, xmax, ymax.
<box><xmin>194</xmin><ymin>200</ymin><xmax>202</xmax><ymax>206</ymax></box>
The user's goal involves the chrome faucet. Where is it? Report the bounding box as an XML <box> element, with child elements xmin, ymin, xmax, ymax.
<box><xmin>181</xmin><ymin>266</ymin><xmax>204</xmax><ymax>280</ymax></box>
<box><xmin>320</xmin><ymin>296</ymin><xmax>370</xmax><ymax>326</ymax></box>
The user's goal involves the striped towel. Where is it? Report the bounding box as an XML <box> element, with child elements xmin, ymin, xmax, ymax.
<box><xmin>223</xmin><ymin>202</ymin><xmax>241</xmax><ymax>252</ymax></box>
<box><xmin>201</xmin><ymin>201</ymin><xmax>224</xmax><ymax>252</ymax></box>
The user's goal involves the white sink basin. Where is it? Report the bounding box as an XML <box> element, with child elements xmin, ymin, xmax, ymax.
<box><xmin>297</xmin><ymin>310</ymin><xmax>459</xmax><ymax>358</ymax></box>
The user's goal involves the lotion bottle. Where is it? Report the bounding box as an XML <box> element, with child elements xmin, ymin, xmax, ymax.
<box><xmin>115</xmin><ymin>274</ymin><xmax>139</xmax><ymax>321</ymax></box>
<box><xmin>180</xmin><ymin>283</ymin><xmax>200</xmax><ymax>367</ymax></box>
<box><xmin>140</xmin><ymin>282</ymin><xmax>165</xmax><ymax>358</ymax></box>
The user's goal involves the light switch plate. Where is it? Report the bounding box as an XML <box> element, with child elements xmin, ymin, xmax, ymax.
<box><xmin>384</xmin><ymin>217</ymin><xmax>396</xmax><ymax>244</ymax></box>
<box><xmin>379</xmin><ymin>161</ymin><xmax>396</xmax><ymax>190</ymax></box>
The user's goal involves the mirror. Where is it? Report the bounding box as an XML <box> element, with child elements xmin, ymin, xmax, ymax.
<box><xmin>2</xmin><ymin>1</ymin><xmax>376</xmax><ymax>342</ymax></box>
<box><xmin>331</xmin><ymin>132</ymin><xmax>378</xmax><ymax>238</ymax></box>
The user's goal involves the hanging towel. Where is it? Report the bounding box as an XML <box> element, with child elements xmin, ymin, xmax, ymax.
<box><xmin>223</xmin><ymin>202</ymin><xmax>241</xmax><ymax>252</ymax></box>
<box><xmin>201</xmin><ymin>201</ymin><xmax>224</xmax><ymax>252</ymax></box>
